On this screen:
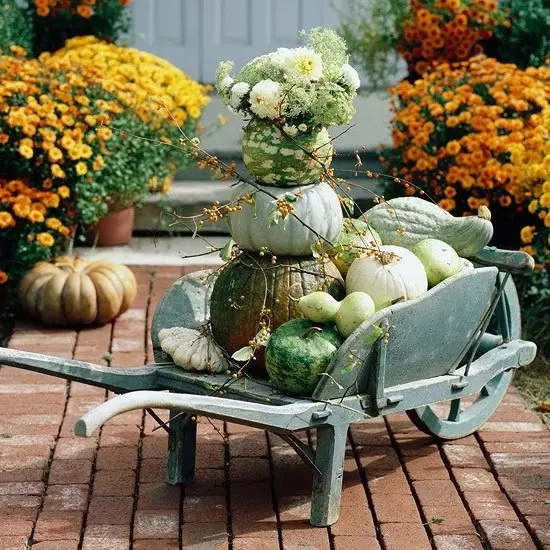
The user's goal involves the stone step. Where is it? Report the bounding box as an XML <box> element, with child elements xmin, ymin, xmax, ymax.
<box><xmin>75</xmin><ymin>236</ymin><xmax>229</xmax><ymax>266</ymax></box>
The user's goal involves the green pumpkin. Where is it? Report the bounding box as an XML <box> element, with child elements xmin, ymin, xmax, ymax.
<box><xmin>265</xmin><ymin>318</ymin><xmax>342</xmax><ymax>396</ymax></box>
<box><xmin>209</xmin><ymin>255</ymin><xmax>345</xmax><ymax>371</ymax></box>
<box><xmin>241</xmin><ymin>118</ymin><xmax>333</xmax><ymax>187</ymax></box>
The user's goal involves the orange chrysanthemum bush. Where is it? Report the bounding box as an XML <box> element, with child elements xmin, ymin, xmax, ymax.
<box><xmin>382</xmin><ymin>55</ymin><xmax>550</xmax><ymax>338</ymax></box>
<box><xmin>0</xmin><ymin>178</ymin><xmax>75</xmax><ymax>286</ymax></box>
<box><xmin>382</xmin><ymin>56</ymin><xmax>550</xmax><ymax>227</ymax></box>
<box><xmin>29</xmin><ymin>0</ymin><xmax>132</xmax><ymax>55</ymax></box>
<box><xmin>0</xmin><ymin>52</ymin><xmax>135</xmax><ymax>286</ymax></box>
<box><xmin>397</xmin><ymin>0</ymin><xmax>504</xmax><ymax>77</ymax></box>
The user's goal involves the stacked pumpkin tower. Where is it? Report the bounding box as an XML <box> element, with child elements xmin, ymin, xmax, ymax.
<box><xmin>209</xmin><ymin>122</ymin><xmax>347</xmax><ymax>371</ymax></box>
<box><xmin>207</xmin><ymin>28</ymin><xmax>364</xmax><ymax>372</ymax></box>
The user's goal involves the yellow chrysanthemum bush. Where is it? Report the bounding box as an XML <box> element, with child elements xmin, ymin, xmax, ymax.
<box><xmin>506</xmin><ymin>109</ymin><xmax>550</xmax><ymax>340</ymax></box>
<box><xmin>397</xmin><ymin>0</ymin><xmax>505</xmax><ymax>77</ymax></box>
<box><xmin>52</xmin><ymin>36</ymin><xmax>212</xmax><ymax>193</ymax></box>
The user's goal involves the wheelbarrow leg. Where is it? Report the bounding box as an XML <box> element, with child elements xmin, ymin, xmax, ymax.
<box><xmin>310</xmin><ymin>423</ymin><xmax>349</xmax><ymax>526</ymax></box>
<box><xmin>167</xmin><ymin>411</ymin><xmax>197</xmax><ymax>485</ymax></box>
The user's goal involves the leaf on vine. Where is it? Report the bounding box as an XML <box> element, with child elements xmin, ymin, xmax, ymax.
<box><xmin>363</xmin><ymin>325</ymin><xmax>384</xmax><ymax>345</ymax></box>
<box><xmin>341</xmin><ymin>362</ymin><xmax>357</xmax><ymax>374</ymax></box>
<box><xmin>284</xmin><ymin>192</ymin><xmax>298</xmax><ymax>203</ymax></box>
<box><xmin>231</xmin><ymin>346</ymin><xmax>255</xmax><ymax>362</ymax></box>
<box><xmin>220</xmin><ymin>239</ymin><xmax>236</xmax><ymax>261</ymax></box>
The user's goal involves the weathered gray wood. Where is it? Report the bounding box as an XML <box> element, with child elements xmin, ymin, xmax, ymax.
<box><xmin>167</xmin><ymin>411</ymin><xmax>197</xmax><ymax>485</ymax></box>
<box><xmin>473</xmin><ymin>246</ymin><xmax>535</xmax><ymax>274</ymax></box>
<box><xmin>405</xmin><ymin>273</ymin><xmax>525</xmax><ymax>439</ymax></box>
<box><xmin>372</xmin><ymin>339</ymin><xmax>536</xmax><ymax>415</ymax></box>
<box><xmin>310</xmin><ymin>424</ymin><xmax>349</xmax><ymax>526</ymax></box>
<box><xmin>74</xmin><ymin>390</ymin><xmax>333</xmax><ymax>437</ymax></box>
<box><xmin>313</xmin><ymin>267</ymin><xmax>499</xmax><ymax>401</ymax></box>
<box><xmin>0</xmin><ymin>348</ymin><xmax>161</xmax><ymax>392</ymax></box>
<box><xmin>407</xmin><ymin>370</ymin><xmax>513</xmax><ymax>439</ymax></box>
<box><xmin>156</xmin><ymin>367</ymin><xmax>295</xmax><ymax>405</ymax></box>
<box><xmin>151</xmin><ymin>269</ymin><xmax>218</xmax><ymax>362</ymax></box>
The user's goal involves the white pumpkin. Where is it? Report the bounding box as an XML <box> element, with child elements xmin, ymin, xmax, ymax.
<box><xmin>227</xmin><ymin>181</ymin><xmax>343</xmax><ymax>256</ymax></box>
<box><xmin>158</xmin><ymin>327</ymin><xmax>229</xmax><ymax>373</ymax></box>
<box><xmin>346</xmin><ymin>245</ymin><xmax>428</xmax><ymax>310</ymax></box>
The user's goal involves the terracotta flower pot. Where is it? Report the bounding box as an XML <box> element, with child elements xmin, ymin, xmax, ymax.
<box><xmin>86</xmin><ymin>207</ymin><xmax>135</xmax><ymax>247</ymax></box>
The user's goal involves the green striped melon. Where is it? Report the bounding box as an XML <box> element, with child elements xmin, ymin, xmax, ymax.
<box><xmin>265</xmin><ymin>318</ymin><xmax>342</xmax><ymax>396</ymax></box>
<box><xmin>241</xmin><ymin>118</ymin><xmax>333</xmax><ymax>187</ymax></box>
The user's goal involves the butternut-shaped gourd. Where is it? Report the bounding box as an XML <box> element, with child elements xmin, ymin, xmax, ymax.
<box><xmin>18</xmin><ymin>256</ymin><xmax>137</xmax><ymax>326</ymax></box>
<box><xmin>363</xmin><ymin>197</ymin><xmax>493</xmax><ymax>257</ymax></box>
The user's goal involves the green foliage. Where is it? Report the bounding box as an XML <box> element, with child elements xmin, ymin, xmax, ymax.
<box><xmin>518</xmin><ymin>266</ymin><xmax>550</xmax><ymax>353</ymax></box>
<box><xmin>488</xmin><ymin>0</ymin><xmax>550</xmax><ymax>68</ymax></box>
<box><xmin>337</xmin><ymin>0</ymin><xmax>409</xmax><ymax>93</ymax></box>
<box><xmin>27</xmin><ymin>0</ymin><xmax>131</xmax><ymax>55</ymax></box>
<box><xmin>96</xmin><ymin>116</ymin><xmax>195</xmax><ymax>215</ymax></box>
<box><xmin>0</xmin><ymin>0</ymin><xmax>33</xmax><ymax>56</ymax></box>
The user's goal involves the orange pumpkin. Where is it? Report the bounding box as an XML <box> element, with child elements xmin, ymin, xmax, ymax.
<box><xmin>18</xmin><ymin>256</ymin><xmax>137</xmax><ymax>326</ymax></box>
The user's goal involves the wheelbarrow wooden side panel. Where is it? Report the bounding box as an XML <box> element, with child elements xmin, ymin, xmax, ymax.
<box><xmin>313</xmin><ymin>266</ymin><xmax>500</xmax><ymax>402</ymax></box>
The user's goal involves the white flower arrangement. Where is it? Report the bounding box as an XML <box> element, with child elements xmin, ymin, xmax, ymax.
<box><xmin>215</xmin><ymin>28</ymin><xmax>360</xmax><ymax>130</ymax></box>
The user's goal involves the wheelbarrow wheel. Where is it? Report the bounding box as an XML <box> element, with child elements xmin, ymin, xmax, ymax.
<box><xmin>406</xmin><ymin>275</ymin><xmax>521</xmax><ymax>440</ymax></box>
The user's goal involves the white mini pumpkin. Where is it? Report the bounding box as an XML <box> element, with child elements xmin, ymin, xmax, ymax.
<box><xmin>158</xmin><ymin>327</ymin><xmax>229</xmax><ymax>373</ymax></box>
<box><xmin>346</xmin><ymin>245</ymin><xmax>428</xmax><ymax>310</ymax></box>
<box><xmin>227</xmin><ymin>181</ymin><xmax>343</xmax><ymax>256</ymax></box>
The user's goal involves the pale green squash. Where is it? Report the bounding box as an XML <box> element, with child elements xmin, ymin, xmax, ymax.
<box><xmin>363</xmin><ymin>197</ymin><xmax>493</xmax><ymax>258</ymax></box>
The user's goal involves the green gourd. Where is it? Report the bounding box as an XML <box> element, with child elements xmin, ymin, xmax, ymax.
<box><xmin>363</xmin><ymin>197</ymin><xmax>493</xmax><ymax>258</ymax></box>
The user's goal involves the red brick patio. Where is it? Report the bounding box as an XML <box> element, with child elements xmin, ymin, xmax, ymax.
<box><xmin>0</xmin><ymin>265</ymin><xmax>548</xmax><ymax>550</ymax></box>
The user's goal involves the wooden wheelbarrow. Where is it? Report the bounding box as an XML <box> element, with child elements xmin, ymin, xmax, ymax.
<box><xmin>0</xmin><ymin>247</ymin><xmax>537</xmax><ymax>526</ymax></box>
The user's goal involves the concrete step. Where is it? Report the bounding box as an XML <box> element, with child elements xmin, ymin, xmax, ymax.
<box><xmin>75</xmin><ymin>236</ymin><xmax>228</xmax><ymax>266</ymax></box>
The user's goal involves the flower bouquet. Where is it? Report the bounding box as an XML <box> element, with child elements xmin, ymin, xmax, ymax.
<box><xmin>215</xmin><ymin>27</ymin><xmax>360</xmax><ymax>186</ymax></box>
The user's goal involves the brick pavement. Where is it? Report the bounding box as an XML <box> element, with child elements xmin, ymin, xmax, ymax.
<box><xmin>0</xmin><ymin>265</ymin><xmax>549</xmax><ymax>550</ymax></box>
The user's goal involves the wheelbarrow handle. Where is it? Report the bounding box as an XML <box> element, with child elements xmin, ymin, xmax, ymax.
<box><xmin>0</xmin><ymin>348</ymin><xmax>160</xmax><ymax>392</ymax></box>
<box><xmin>75</xmin><ymin>390</ymin><xmax>327</xmax><ymax>436</ymax></box>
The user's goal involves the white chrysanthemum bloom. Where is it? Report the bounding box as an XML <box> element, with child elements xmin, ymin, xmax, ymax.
<box><xmin>280</xmin><ymin>47</ymin><xmax>323</xmax><ymax>81</ymax></box>
<box><xmin>220</xmin><ymin>76</ymin><xmax>234</xmax><ymax>91</ymax></box>
<box><xmin>249</xmin><ymin>79</ymin><xmax>282</xmax><ymax>119</ymax></box>
<box><xmin>229</xmin><ymin>82</ymin><xmax>251</xmax><ymax>108</ymax></box>
<box><xmin>341</xmin><ymin>64</ymin><xmax>360</xmax><ymax>91</ymax></box>
<box><xmin>282</xmin><ymin>124</ymin><xmax>298</xmax><ymax>137</ymax></box>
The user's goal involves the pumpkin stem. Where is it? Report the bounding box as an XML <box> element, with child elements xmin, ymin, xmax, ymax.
<box><xmin>301</xmin><ymin>326</ymin><xmax>323</xmax><ymax>338</ymax></box>
<box><xmin>477</xmin><ymin>206</ymin><xmax>492</xmax><ymax>221</ymax></box>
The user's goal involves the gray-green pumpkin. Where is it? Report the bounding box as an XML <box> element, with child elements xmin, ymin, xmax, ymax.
<box><xmin>241</xmin><ymin>118</ymin><xmax>333</xmax><ymax>187</ymax></box>
<box><xmin>265</xmin><ymin>318</ymin><xmax>342</xmax><ymax>396</ymax></box>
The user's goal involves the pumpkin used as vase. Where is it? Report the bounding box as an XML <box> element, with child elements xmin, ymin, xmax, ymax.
<box><xmin>18</xmin><ymin>256</ymin><xmax>137</xmax><ymax>326</ymax></box>
<box><xmin>209</xmin><ymin>255</ymin><xmax>345</xmax><ymax>370</ymax></box>
<box><xmin>241</xmin><ymin>118</ymin><xmax>333</xmax><ymax>186</ymax></box>
<box><xmin>228</xmin><ymin>181</ymin><xmax>343</xmax><ymax>256</ymax></box>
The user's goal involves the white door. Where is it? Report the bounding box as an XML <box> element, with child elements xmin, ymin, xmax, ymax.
<box><xmin>131</xmin><ymin>0</ymin><xmax>344</xmax><ymax>82</ymax></box>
